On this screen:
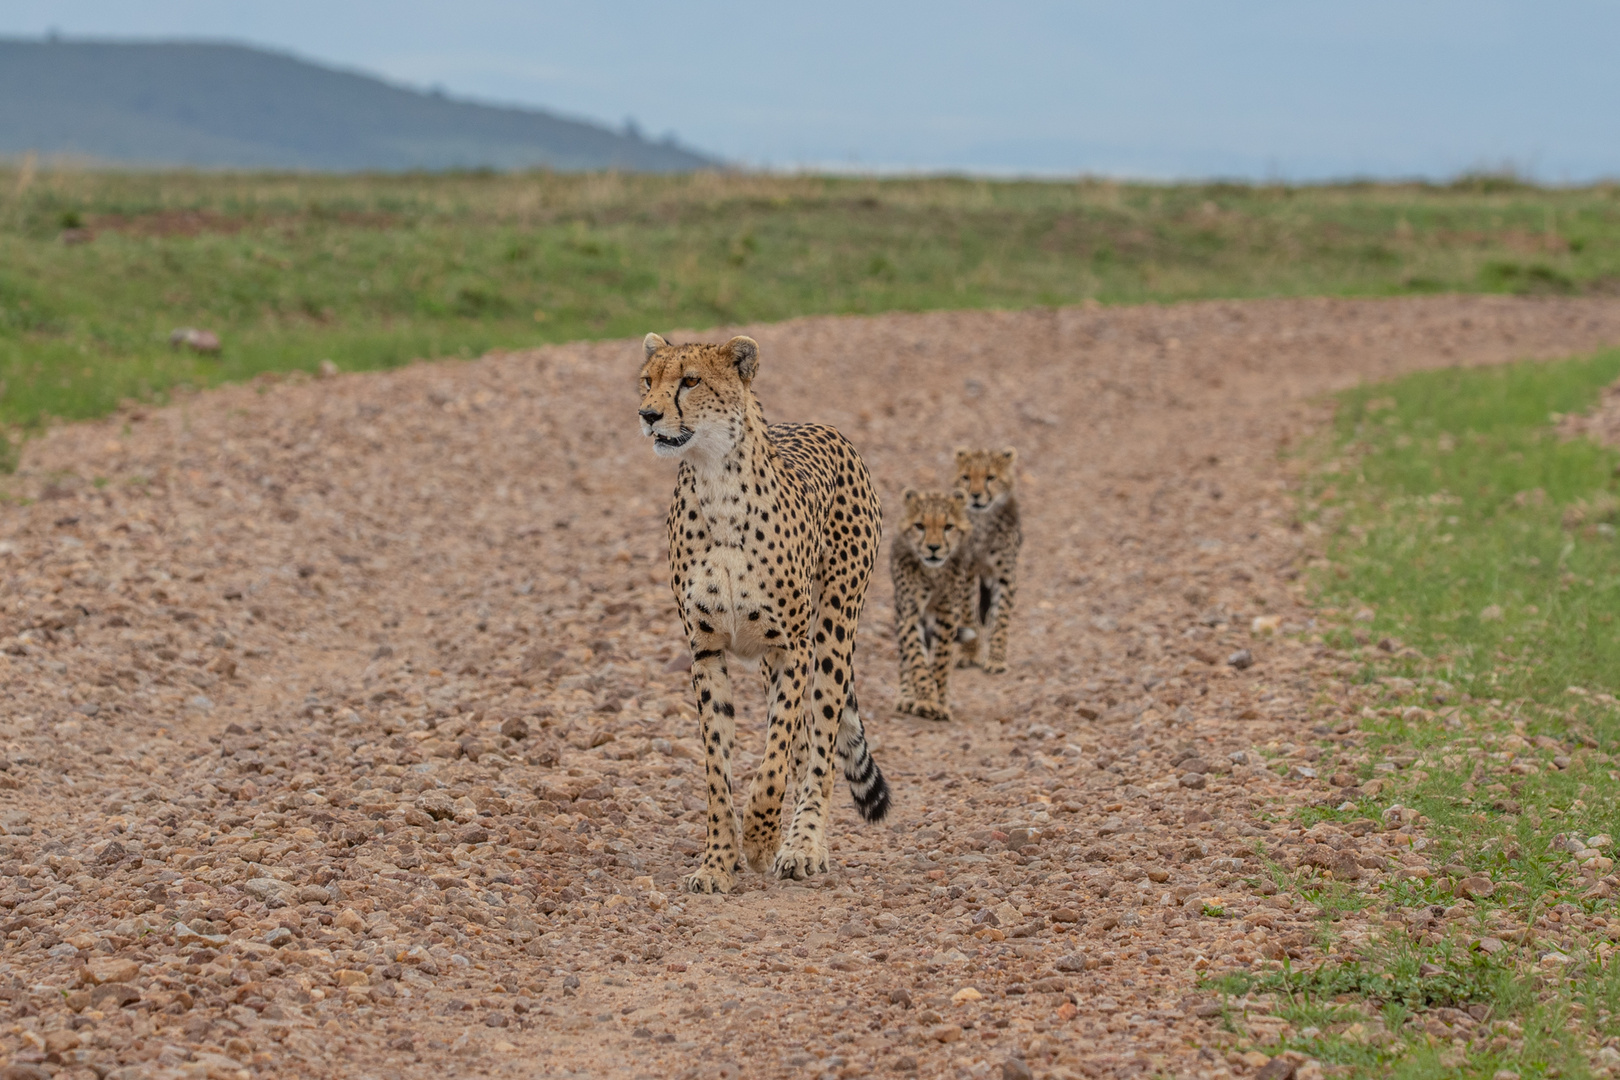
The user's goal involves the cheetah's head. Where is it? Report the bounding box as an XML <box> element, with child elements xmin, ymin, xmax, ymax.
<box><xmin>899</xmin><ymin>489</ymin><xmax>971</xmax><ymax>568</ymax></box>
<box><xmin>953</xmin><ymin>447</ymin><xmax>1017</xmax><ymax>512</ymax></box>
<box><xmin>638</xmin><ymin>333</ymin><xmax>760</xmax><ymax>462</ymax></box>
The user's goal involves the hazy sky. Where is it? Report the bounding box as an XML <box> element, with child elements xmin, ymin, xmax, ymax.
<box><xmin>3</xmin><ymin>1</ymin><xmax>1616</xmax><ymax>180</ymax></box>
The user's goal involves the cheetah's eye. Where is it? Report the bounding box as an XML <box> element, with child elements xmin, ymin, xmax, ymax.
<box><xmin>986</xmin><ymin>474</ymin><xmax>996</xmax><ymax>482</ymax></box>
<box><xmin>641</xmin><ymin>378</ymin><xmax>651</xmax><ymax>391</ymax></box>
<box><xmin>681</xmin><ymin>375</ymin><xmax>700</xmax><ymax>389</ymax></box>
<box><xmin>912</xmin><ymin>523</ymin><xmax>926</xmax><ymax>531</ymax></box>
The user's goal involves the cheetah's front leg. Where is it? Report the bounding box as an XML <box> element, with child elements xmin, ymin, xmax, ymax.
<box><xmin>685</xmin><ymin>646</ymin><xmax>741</xmax><ymax>894</ymax></box>
<box><xmin>982</xmin><ymin>553</ymin><xmax>1019</xmax><ymax>674</ymax></box>
<box><xmin>774</xmin><ymin>628</ymin><xmax>855</xmax><ymax>880</ymax></box>
<box><xmin>741</xmin><ymin>643</ymin><xmax>810</xmax><ymax>872</ymax></box>
<box><xmin>894</xmin><ymin>584</ymin><xmax>948</xmax><ymax>721</ymax></box>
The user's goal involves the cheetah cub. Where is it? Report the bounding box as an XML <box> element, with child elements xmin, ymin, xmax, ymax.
<box><xmin>953</xmin><ymin>447</ymin><xmax>1021</xmax><ymax>673</ymax></box>
<box><xmin>890</xmin><ymin>490</ymin><xmax>974</xmax><ymax>722</ymax></box>
<box><xmin>638</xmin><ymin>333</ymin><xmax>891</xmax><ymax>894</ymax></box>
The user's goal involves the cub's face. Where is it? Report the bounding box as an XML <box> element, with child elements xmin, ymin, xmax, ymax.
<box><xmin>637</xmin><ymin>334</ymin><xmax>760</xmax><ymax>462</ymax></box>
<box><xmin>899</xmin><ymin>490</ymin><xmax>971</xmax><ymax>568</ymax></box>
<box><xmin>954</xmin><ymin>447</ymin><xmax>1017</xmax><ymax>512</ymax></box>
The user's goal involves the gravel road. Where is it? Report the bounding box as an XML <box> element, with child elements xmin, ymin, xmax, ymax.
<box><xmin>2</xmin><ymin>295</ymin><xmax>1619</xmax><ymax>1080</ymax></box>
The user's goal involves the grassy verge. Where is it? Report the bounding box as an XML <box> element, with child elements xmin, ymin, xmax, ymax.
<box><xmin>1</xmin><ymin>168</ymin><xmax>1618</xmax><ymax>436</ymax></box>
<box><xmin>1205</xmin><ymin>350</ymin><xmax>1620</xmax><ymax>1078</ymax></box>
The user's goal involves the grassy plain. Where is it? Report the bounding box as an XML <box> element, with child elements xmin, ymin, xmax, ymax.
<box><xmin>1213</xmin><ymin>352</ymin><xmax>1620</xmax><ymax>1078</ymax></box>
<box><xmin>0</xmin><ymin>168</ymin><xmax>1618</xmax><ymax>434</ymax></box>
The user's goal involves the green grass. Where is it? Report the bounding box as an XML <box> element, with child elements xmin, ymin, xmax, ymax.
<box><xmin>1205</xmin><ymin>350</ymin><xmax>1620</xmax><ymax>1078</ymax></box>
<box><xmin>1</xmin><ymin>168</ymin><xmax>1619</xmax><ymax>435</ymax></box>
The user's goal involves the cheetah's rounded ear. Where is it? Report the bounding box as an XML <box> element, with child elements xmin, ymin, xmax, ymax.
<box><xmin>949</xmin><ymin>490</ymin><xmax>968</xmax><ymax>506</ymax></box>
<box><xmin>953</xmin><ymin>446</ymin><xmax>971</xmax><ymax>465</ymax></box>
<box><xmin>723</xmin><ymin>336</ymin><xmax>759</xmax><ymax>381</ymax></box>
<box><xmin>902</xmin><ymin>488</ymin><xmax>920</xmax><ymax>506</ymax></box>
<box><xmin>643</xmin><ymin>332</ymin><xmax>668</xmax><ymax>359</ymax></box>
<box><xmin>999</xmin><ymin>446</ymin><xmax>1018</xmax><ymax>466</ymax></box>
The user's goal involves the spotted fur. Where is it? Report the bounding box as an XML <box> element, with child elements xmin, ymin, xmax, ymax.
<box><xmin>890</xmin><ymin>489</ymin><xmax>973</xmax><ymax>722</ymax></box>
<box><xmin>638</xmin><ymin>333</ymin><xmax>890</xmax><ymax>894</ymax></box>
<box><xmin>953</xmin><ymin>447</ymin><xmax>1021</xmax><ymax>674</ymax></box>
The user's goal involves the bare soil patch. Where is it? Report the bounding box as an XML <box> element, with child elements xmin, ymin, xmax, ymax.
<box><xmin>2</xmin><ymin>295</ymin><xmax>1619</xmax><ymax>1079</ymax></box>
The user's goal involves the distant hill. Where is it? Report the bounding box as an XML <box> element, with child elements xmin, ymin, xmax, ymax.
<box><xmin>0</xmin><ymin>38</ymin><xmax>717</xmax><ymax>172</ymax></box>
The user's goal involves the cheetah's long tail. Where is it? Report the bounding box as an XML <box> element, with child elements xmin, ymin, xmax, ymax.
<box><xmin>836</xmin><ymin>685</ymin><xmax>891</xmax><ymax>823</ymax></box>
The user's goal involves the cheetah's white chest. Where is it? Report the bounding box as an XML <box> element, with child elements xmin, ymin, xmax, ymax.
<box><xmin>688</xmin><ymin>547</ymin><xmax>771</xmax><ymax>659</ymax></box>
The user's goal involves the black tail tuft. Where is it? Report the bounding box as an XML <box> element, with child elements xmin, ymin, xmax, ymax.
<box><xmin>853</xmin><ymin>764</ymin><xmax>892</xmax><ymax>823</ymax></box>
<box><xmin>837</xmin><ymin>686</ymin><xmax>891</xmax><ymax>823</ymax></box>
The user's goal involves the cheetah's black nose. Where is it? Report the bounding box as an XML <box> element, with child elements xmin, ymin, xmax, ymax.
<box><xmin>639</xmin><ymin>408</ymin><xmax>663</xmax><ymax>425</ymax></box>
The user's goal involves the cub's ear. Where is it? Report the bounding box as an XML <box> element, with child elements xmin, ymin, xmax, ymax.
<box><xmin>724</xmin><ymin>336</ymin><xmax>759</xmax><ymax>381</ymax></box>
<box><xmin>949</xmin><ymin>490</ymin><xmax>968</xmax><ymax>506</ymax></box>
<box><xmin>953</xmin><ymin>446</ymin><xmax>971</xmax><ymax>465</ymax></box>
<box><xmin>902</xmin><ymin>488</ymin><xmax>920</xmax><ymax>506</ymax></box>
<box><xmin>643</xmin><ymin>332</ymin><xmax>668</xmax><ymax>359</ymax></box>
<box><xmin>999</xmin><ymin>446</ymin><xmax>1018</xmax><ymax>467</ymax></box>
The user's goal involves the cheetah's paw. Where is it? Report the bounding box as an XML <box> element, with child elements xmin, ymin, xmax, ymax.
<box><xmin>771</xmin><ymin>843</ymin><xmax>829</xmax><ymax>881</ymax></box>
<box><xmin>684</xmin><ymin>864</ymin><xmax>737</xmax><ymax>894</ymax></box>
<box><xmin>981</xmin><ymin>657</ymin><xmax>1008</xmax><ymax>674</ymax></box>
<box><xmin>740</xmin><ymin>823</ymin><xmax>780</xmax><ymax>874</ymax></box>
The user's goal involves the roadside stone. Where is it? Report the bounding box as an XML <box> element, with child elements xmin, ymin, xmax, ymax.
<box><xmin>1002</xmin><ymin>1058</ymin><xmax>1035</xmax><ymax>1080</ymax></box>
<box><xmin>82</xmin><ymin>957</ymin><xmax>140</xmax><ymax>985</ymax></box>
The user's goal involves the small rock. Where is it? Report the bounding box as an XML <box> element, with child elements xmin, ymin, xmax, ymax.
<box><xmin>264</xmin><ymin>927</ymin><xmax>294</xmax><ymax>948</ymax></box>
<box><xmin>1457</xmin><ymin>875</ymin><xmax>1496</xmax><ymax>899</ymax></box>
<box><xmin>500</xmin><ymin>716</ymin><xmax>530</xmax><ymax>740</ymax></box>
<box><xmin>1002</xmin><ymin>1059</ymin><xmax>1035</xmax><ymax>1080</ymax></box>
<box><xmin>170</xmin><ymin>327</ymin><xmax>223</xmax><ymax>354</ymax></box>
<box><xmin>888</xmin><ymin>987</ymin><xmax>912</xmax><ymax>1007</ymax></box>
<box><xmin>1051</xmin><ymin>907</ymin><xmax>1081</xmax><ymax>922</ymax></box>
<box><xmin>83</xmin><ymin>957</ymin><xmax>141</xmax><ymax>985</ymax></box>
<box><xmin>1053</xmin><ymin>953</ymin><xmax>1087</xmax><ymax>972</ymax></box>
<box><xmin>930</xmin><ymin>1024</ymin><xmax>962</xmax><ymax>1043</ymax></box>
<box><xmin>244</xmin><ymin>877</ymin><xmax>295</xmax><ymax>903</ymax></box>
<box><xmin>317</xmin><ymin>359</ymin><xmax>340</xmax><ymax>379</ymax></box>
<box><xmin>1256</xmin><ymin>1058</ymin><xmax>1297</xmax><ymax>1080</ymax></box>
<box><xmin>1179</xmin><ymin>773</ymin><xmax>1207</xmax><ymax>790</ymax></box>
<box><xmin>1227</xmin><ymin>648</ymin><xmax>1254</xmax><ymax>670</ymax></box>
<box><xmin>89</xmin><ymin>982</ymin><xmax>141</xmax><ymax>1009</ymax></box>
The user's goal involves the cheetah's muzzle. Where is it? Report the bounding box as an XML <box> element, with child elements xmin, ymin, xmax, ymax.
<box><xmin>653</xmin><ymin>429</ymin><xmax>694</xmax><ymax>450</ymax></box>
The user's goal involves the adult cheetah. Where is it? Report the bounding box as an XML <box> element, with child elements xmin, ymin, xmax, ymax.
<box><xmin>637</xmin><ymin>333</ymin><xmax>890</xmax><ymax>893</ymax></box>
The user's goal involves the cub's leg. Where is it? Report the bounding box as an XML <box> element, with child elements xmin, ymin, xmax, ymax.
<box><xmin>982</xmin><ymin>551</ymin><xmax>1019</xmax><ymax>674</ymax></box>
<box><xmin>775</xmin><ymin>620</ymin><xmax>857</xmax><ymax>880</ymax></box>
<box><xmin>955</xmin><ymin>568</ymin><xmax>986</xmax><ymax>669</ymax></box>
<box><xmin>925</xmin><ymin>591</ymin><xmax>960</xmax><ymax>721</ymax></box>
<box><xmin>686</xmin><ymin>645</ymin><xmax>741</xmax><ymax>894</ymax></box>
<box><xmin>741</xmin><ymin>642</ymin><xmax>810</xmax><ymax>872</ymax></box>
<box><xmin>894</xmin><ymin>584</ymin><xmax>947</xmax><ymax>720</ymax></box>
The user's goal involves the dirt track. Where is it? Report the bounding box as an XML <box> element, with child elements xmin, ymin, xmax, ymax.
<box><xmin>2</xmin><ymin>295</ymin><xmax>1620</xmax><ymax>1080</ymax></box>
